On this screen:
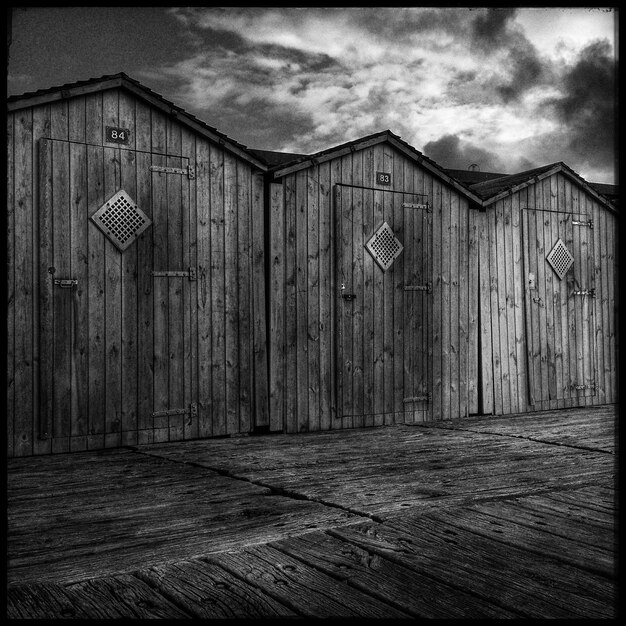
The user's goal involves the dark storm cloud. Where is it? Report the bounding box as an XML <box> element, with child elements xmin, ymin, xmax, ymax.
<box><xmin>496</xmin><ymin>47</ymin><xmax>546</xmax><ymax>102</ymax></box>
<box><xmin>471</xmin><ymin>8</ymin><xmax>518</xmax><ymax>52</ymax></box>
<box><xmin>423</xmin><ymin>134</ymin><xmax>506</xmax><ymax>173</ymax></box>
<box><xmin>547</xmin><ymin>40</ymin><xmax>616</xmax><ymax>170</ymax></box>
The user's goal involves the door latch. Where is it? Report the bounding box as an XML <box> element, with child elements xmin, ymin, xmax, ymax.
<box><xmin>54</xmin><ymin>279</ymin><xmax>78</xmax><ymax>288</ymax></box>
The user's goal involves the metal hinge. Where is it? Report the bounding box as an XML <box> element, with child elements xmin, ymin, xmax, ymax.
<box><xmin>573</xmin><ymin>288</ymin><xmax>595</xmax><ymax>298</ymax></box>
<box><xmin>403</xmin><ymin>393</ymin><xmax>431</xmax><ymax>403</ymax></box>
<box><xmin>572</xmin><ymin>219</ymin><xmax>593</xmax><ymax>229</ymax></box>
<box><xmin>402</xmin><ymin>202</ymin><xmax>430</xmax><ymax>212</ymax></box>
<box><xmin>572</xmin><ymin>383</ymin><xmax>595</xmax><ymax>391</ymax></box>
<box><xmin>152</xmin><ymin>267</ymin><xmax>197</xmax><ymax>281</ymax></box>
<box><xmin>152</xmin><ymin>402</ymin><xmax>197</xmax><ymax>426</ymax></box>
<box><xmin>404</xmin><ymin>282</ymin><xmax>432</xmax><ymax>293</ymax></box>
<box><xmin>150</xmin><ymin>164</ymin><xmax>195</xmax><ymax>179</ymax></box>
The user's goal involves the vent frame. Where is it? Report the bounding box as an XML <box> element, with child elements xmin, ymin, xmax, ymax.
<box><xmin>364</xmin><ymin>221</ymin><xmax>404</xmax><ymax>272</ymax></box>
<box><xmin>91</xmin><ymin>189</ymin><xmax>152</xmax><ymax>252</ymax></box>
<box><xmin>546</xmin><ymin>237</ymin><xmax>574</xmax><ymax>280</ymax></box>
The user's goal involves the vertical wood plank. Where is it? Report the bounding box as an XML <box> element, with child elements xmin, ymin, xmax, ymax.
<box><xmin>210</xmin><ymin>146</ymin><xmax>226</xmax><ymax>436</ymax></box>
<box><xmin>51</xmin><ymin>138</ymin><xmax>72</xmax><ymax>453</ymax></box>
<box><xmin>564</xmin><ymin>180</ymin><xmax>578</xmax><ymax>405</ymax></box>
<box><xmin>468</xmin><ymin>207</ymin><xmax>479</xmax><ymax>414</ymax></box>
<box><xmin>448</xmin><ymin>189</ymin><xmax>459</xmax><ymax>419</ymax></box>
<box><xmin>440</xmin><ymin>184</ymin><xmax>452</xmax><ymax>420</ymax></box>
<box><xmin>182</xmin><ymin>128</ymin><xmax>198</xmax><ymax>440</ymax></box>
<box><xmin>86</xmin><ymin>144</ymin><xmax>106</xmax><ymax>450</ymax></box>
<box><xmin>431</xmin><ymin>179</ymin><xmax>443</xmax><ymax>419</ymax></box>
<box><xmin>580</xmin><ymin>193</ymin><xmax>594</xmax><ymax>402</ymax></box>
<box><xmin>318</xmin><ymin>162</ymin><xmax>332</xmax><ymax>432</ymax></box>
<box><xmin>32</xmin><ymin>106</ymin><xmax>52</xmax><ymax>456</ymax></box>
<box><xmin>497</xmin><ymin>197</ymin><xmax>512</xmax><ymax>414</ymax></box>
<box><xmin>269</xmin><ymin>182</ymin><xmax>285</xmax><ymax>432</ymax></box>
<box><xmin>69</xmin><ymin>141</ymin><xmax>89</xmax><ymax>451</ymax></box>
<box><xmin>223</xmin><ymin>152</ymin><xmax>240</xmax><ymax>435</ymax></box>
<box><xmin>6</xmin><ymin>113</ymin><xmax>15</xmax><ymax>457</ymax></box>
<box><xmin>195</xmin><ymin>138</ymin><xmax>212</xmax><ymax>437</ymax></box>
<box><xmin>329</xmin><ymin>157</ymin><xmax>342</xmax><ymax>428</ymax></box>
<box><xmin>592</xmin><ymin>201</ymin><xmax>606</xmax><ymax>404</ymax></box>
<box><xmin>424</xmin><ymin>173</ymin><xmax>435</xmax><ymax>421</ymax></box>
<box><xmin>237</xmin><ymin>163</ymin><xmax>252</xmax><ymax>434</ymax></box>
<box><xmin>85</xmin><ymin>92</ymin><xmax>103</xmax><ymax>146</ymax></box>
<box><xmin>284</xmin><ymin>173</ymin><xmax>298</xmax><ymax>432</ymax></box>
<box><xmin>511</xmin><ymin>190</ymin><xmax>527</xmax><ymax>411</ymax></box>
<box><xmin>119</xmin><ymin>142</ymin><xmax>139</xmax><ymax>446</ymax></box>
<box><xmin>68</xmin><ymin>96</ymin><xmax>86</xmax><ymax>144</ymax></box>
<box><xmin>372</xmin><ymin>146</ymin><xmax>385</xmax><ymax>425</ymax></box>
<box><xmin>391</xmin><ymin>152</ymin><xmax>404</xmax><ymax>423</ymax></box>
<box><xmin>605</xmin><ymin>209</ymin><xmax>616</xmax><ymax>404</ymax></box>
<box><xmin>457</xmin><ymin>197</ymin><xmax>469</xmax><ymax>418</ymax></box>
<box><xmin>571</xmin><ymin>187</ymin><xmax>584</xmax><ymax>405</ymax></box>
<box><xmin>295</xmin><ymin>169</ymin><xmax>309</xmax><ymax>432</ymax></box>
<box><xmin>351</xmin><ymin>153</ymin><xmax>364</xmax><ymax>428</ymax></box>
<box><xmin>307</xmin><ymin>167</ymin><xmax>321</xmax><ymax>431</ymax></box>
<box><xmin>487</xmin><ymin>202</ymin><xmax>502</xmax><ymax>414</ymax></box>
<box><xmin>251</xmin><ymin>171</ymin><xmax>269</xmax><ymax>428</ymax></box>
<box><xmin>477</xmin><ymin>209</ymin><xmax>493</xmax><ymax>414</ymax></box>
<box><xmin>534</xmin><ymin>185</ymin><xmax>549</xmax><ymax>404</ymax></box>
<box><xmin>552</xmin><ymin>203</ymin><xmax>567</xmax><ymax>406</ymax></box>
<box><xmin>13</xmin><ymin>112</ymin><xmax>34</xmax><ymax>456</ymax></box>
<box><xmin>135</xmin><ymin>146</ymin><xmax>154</xmax><ymax>444</ymax></box>
<box><xmin>362</xmin><ymin>148</ymin><xmax>374</xmax><ymax>426</ymax></box>
<box><xmin>102</xmin><ymin>92</ymin><xmax>122</xmax><ymax>448</ymax></box>
<box><xmin>543</xmin><ymin>179</ymin><xmax>557</xmax><ymax>406</ymax></box>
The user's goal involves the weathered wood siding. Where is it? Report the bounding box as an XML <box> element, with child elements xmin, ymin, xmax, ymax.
<box><xmin>478</xmin><ymin>172</ymin><xmax>618</xmax><ymax>414</ymax></box>
<box><xmin>268</xmin><ymin>142</ymin><xmax>479</xmax><ymax>433</ymax></box>
<box><xmin>6</xmin><ymin>87</ymin><xmax>268</xmax><ymax>457</ymax></box>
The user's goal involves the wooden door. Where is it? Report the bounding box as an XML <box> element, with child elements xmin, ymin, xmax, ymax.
<box><xmin>522</xmin><ymin>209</ymin><xmax>596</xmax><ymax>407</ymax></box>
<box><xmin>38</xmin><ymin>138</ymin><xmax>198</xmax><ymax>450</ymax></box>
<box><xmin>335</xmin><ymin>184</ymin><xmax>432</xmax><ymax>426</ymax></box>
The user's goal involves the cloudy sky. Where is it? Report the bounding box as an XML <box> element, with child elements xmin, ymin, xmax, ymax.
<box><xmin>7</xmin><ymin>6</ymin><xmax>618</xmax><ymax>184</ymax></box>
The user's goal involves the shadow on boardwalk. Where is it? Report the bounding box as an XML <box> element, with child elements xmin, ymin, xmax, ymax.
<box><xmin>7</xmin><ymin>405</ymin><xmax>617</xmax><ymax>618</ymax></box>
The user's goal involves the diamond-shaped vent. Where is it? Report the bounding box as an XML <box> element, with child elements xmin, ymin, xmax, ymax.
<box><xmin>91</xmin><ymin>189</ymin><xmax>151</xmax><ymax>251</ymax></box>
<box><xmin>365</xmin><ymin>221</ymin><xmax>403</xmax><ymax>271</ymax></box>
<box><xmin>546</xmin><ymin>238</ymin><xmax>574</xmax><ymax>280</ymax></box>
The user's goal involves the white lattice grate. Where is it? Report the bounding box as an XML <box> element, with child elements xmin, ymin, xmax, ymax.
<box><xmin>91</xmin><ymin>190</ymin><xmax>151</xmax><ymax>251</ymax></box>
<box><xmin>365</xmin><ymin>221</ymin><xmax>403</xmax><ymax>271</ymax></box>
<box><xmin>546</xmin><ymin>238</ymin><xmax>574</xmax><ymax>280</ymax></box>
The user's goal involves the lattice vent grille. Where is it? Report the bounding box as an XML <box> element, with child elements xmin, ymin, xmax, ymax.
<box><xmin>91</xmin><ymin>190</ymin><xmax>151</xmax><ymax>251</ymax></box>
<box><xmin>546</xmin><ymin>238</ymin><xmax>574</xmax><ymax>280</ymax></box>
<box><xmin>365</xmin><ymin>221</ymin><xmax>403</xmax><ymax>271</ymax></box>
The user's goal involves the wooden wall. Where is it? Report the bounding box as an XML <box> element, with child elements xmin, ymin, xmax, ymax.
<box><xmin>6</xmin><ymin>87</ymin><xmax>268</xmax><ymax>457</ymax></box>
<box><xmin>268</xmin><ymin>142</ymin><xmax>480</xmax><ymax>433</ymax></box>
<box><xmin>477</xmin><ymin>172</ymin><xmax>618</xmax><ymax>414</ymax></box>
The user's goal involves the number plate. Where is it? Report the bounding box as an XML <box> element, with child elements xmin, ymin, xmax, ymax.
<box><xmin>376</xmin><ymin>171</ymin><xmax>391</xmax><ymax>186</ymax></box>
<box><xmin>106</xmin><ymin>126</ymin><xmax>130</xmax><ymax>144</ymax></box>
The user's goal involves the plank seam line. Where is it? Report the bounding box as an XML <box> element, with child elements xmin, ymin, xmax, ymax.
<box><xmin>412</xmin><ymin>426</ymin><xmax>614</xmax><ymax>455</ymax></box>
<box><xmin>127</xmin><ymin>448</ymin><xmax>385</xmax><ymax>523</ymax></box>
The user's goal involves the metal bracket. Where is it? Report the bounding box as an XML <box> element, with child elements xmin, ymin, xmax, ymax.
<box><xmin>54</xmin><ymin>279</ymin><xmax>78</xmax><ymax>288</ymax></box>
<box><xmin>152</xmin><ymin>267</ymin><xmax>197</xmax><ymax>281</ymax></box>
<box><xmin>573</xmin><ymin>288</ymin><xmax>595</xmax><ymax>298</ymax></box>
<box><xmin>403</xmin><ymin>393</ymin><xmax>431</xmax><ymax>403</ymax></box>
<box><xmin>572</xmin><ymin>383</ymin><xmax>595</xmax><ymax>391</ymax></box>
<box><xmin>404</xmin><ymin>282</ymin><xmax>432</xmax><ymax>293</ymax></box>
<box><xmin>572</xmin><ymin>219</ymin><xmax>593</xmax><ymax>229</ymax></box>
<box><xmin>152</xmin><ymin>402</ymin><xmax>197</xmax><ymax>426</ymax></box>
<box><xmin>150</xmin><ymin>164</ymin><xmax>195</xmax><ymax>179</ymax></box>
<box><xmin>402</xmin><ymin>202</ymin><xmax>430</xmax><ymax>212</ymax></box>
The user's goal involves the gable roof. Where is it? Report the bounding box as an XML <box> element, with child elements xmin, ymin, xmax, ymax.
<box><xmin>7</xmin><ymin>73</ymin><xmax>268</xmax><ymax>171</ymax></box>
<box><xmin>268</xmin><ymin>130</ymin><xmax>484</xmax><ymax>206</ymax></box>
<box><xmin>469</xmin><ymin>162</ymin><xmax>617</xmax><ymax>213</ymax></box>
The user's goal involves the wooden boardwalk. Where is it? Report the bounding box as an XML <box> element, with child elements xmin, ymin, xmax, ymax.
<box><xmin>6</xmin><ymin>405</ymin><xmax>618</xmax><ymax>618</ymax></box>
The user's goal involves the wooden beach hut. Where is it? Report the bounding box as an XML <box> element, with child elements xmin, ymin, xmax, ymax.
<box><xmin>6</xmin><ymin>73</ymin><xmax>269</xmax><ymax>457</ymax></box>
<box><xmin>263</xmin><ymin>131</ymin><xmax>487</xmax><ymax>433</ymax></box>
<box><xmin>469</xmin><ymin>164</ymin><xmax>619</xmax><ymax>415</ymax></box>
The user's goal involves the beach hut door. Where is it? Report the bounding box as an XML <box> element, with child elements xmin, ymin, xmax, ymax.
<box><xmin>38</xmin><ymin>138</ymin><xmax>198</xmax><ymax>448</ymax></box>
<box><xmin>334</xmin><ymin>184</ymin><xmax>432</xmax><ymax>425</ymax></box>
<box><xmin>522</xmin><ymin>209</ymin><xmax>596</xmax><ymax>406</ymax></box>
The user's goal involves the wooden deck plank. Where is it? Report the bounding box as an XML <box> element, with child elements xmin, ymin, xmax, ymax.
<box><xmin>271</xmin><ymin>530</ymin><xmax>519</xmax><ymax>618</ymax></box>
<box><xmin>332</xmin><ymin>518</ymin><xmax>615</xmax><ymax>618</ymax></box>
<box><xmin>206</xmin><ymin>544</ymin><xmax>411</xmax><ymax>618</ymax></box>
<box><xmin>136</xmin><ymin>558</ymin><xmax>298</xmax><ymax>618</ymax></box>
